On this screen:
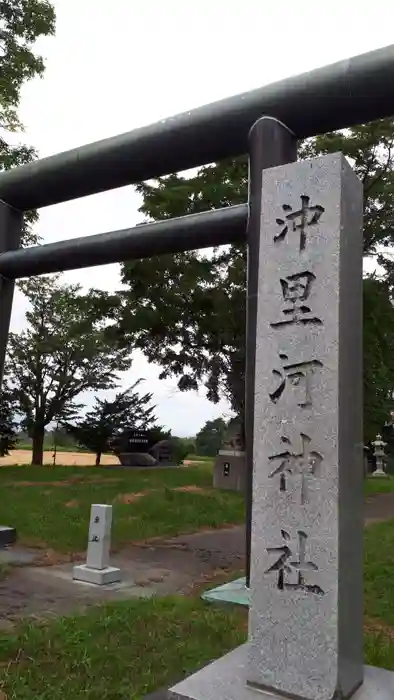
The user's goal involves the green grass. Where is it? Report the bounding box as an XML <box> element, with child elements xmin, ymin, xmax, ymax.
<box><xmin>0</xmin><ymin>468</ymin><xmax>394</xmax><ymax>698</ymax></box>
<box><xmin>365</xmin><ymin>476</ymin><xmax>394</xmax><ymax>497</ymax></box>
<box><xmin>0</xmin><ymin>596</ymin><xmax>393</xmax><ymax>699</ymax></box>
<box><xmin>0</xmin><ymin>597</ymin><xmax>246</xmax><ymax>699</ymax></box>
<box><xmin>0</xmin><ymin>465</ymin><xmax>243</xmax><ymax>552</ymax></box>
<box><xmin>365</xmin><ymin>519</ymin><xmax>394</xmax><ymax>626</ymax></box>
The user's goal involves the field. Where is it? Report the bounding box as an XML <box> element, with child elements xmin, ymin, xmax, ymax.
<box><xmin>0</xmin><ymin>450</ymin><xmax>208</xmax><ymax>467</ymax></box>
<box><xmin>0</xmin><ymin>466</ymin><xmax>393</xmax><ymax>697</ymax></box>
<box><xmin>0</xmin><ymin>463</ymin><xmax>242</xmax><ymax>551</ymax></box>
<box><xmin>0</xmin><ymin>449</ymin><xmax>119</xmax><ymax>466</ymax></box>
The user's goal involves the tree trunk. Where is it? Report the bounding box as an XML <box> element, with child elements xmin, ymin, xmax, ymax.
<box><xmin>31</xmin><ymin>425</ymin><xmax>45</xmax><ymax>466</ymax></box>
<box><xmin>95</xmin><ymin>452</ymin><xmax>102</xmax><ymax>466</ymax></box>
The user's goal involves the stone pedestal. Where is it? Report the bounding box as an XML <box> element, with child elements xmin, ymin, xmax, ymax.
<box><xmin>372</xmin><ymin>467</ymin><xmax>389</xmax><ymax>478</ymax></box>
<box><xmin>73</xmin><ymin>504</ymin><xmax>120</xmax><ymax>586</ymax></box>
<box><xmin>213</xmin><ymin>450</ymin><xmax>246</xmax><ymax>492</ymax></box>
<box><xmin>169</xmin><ymin>646</ymin><xmax>394</xmax><ymax>700</ymax></box>
<box><xmin>72</xmin><ymin>564</ymin><xmax>121</xmax><ymax>585</ymax></box>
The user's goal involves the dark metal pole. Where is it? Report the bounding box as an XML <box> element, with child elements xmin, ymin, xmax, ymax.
<box><xmin>0</xmin><ymin>204</ymin><xmax>248</xmax><ymax>280</ymax></box>
<box><xmin>0</xmin><ymin>201</ymin><xmax>23</xmax><ymax>386</ymax></box>
<box><xmin>245</xmin><ymin>117</ymin><xmax>297</xmax><ymax>587</ymax></box>
<box><xmin>0</xmin><ymin>44</ymin><xmax>393</xmax><ymax>211</ymax></box>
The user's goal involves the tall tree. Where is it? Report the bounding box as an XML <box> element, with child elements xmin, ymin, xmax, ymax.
<box><xmin>363</xmin><ymin>276</ymin><xmax>394</xmax><ymax>440</ymax></box>
<box><xmin>106</xmin><ymin>119</ymin><xmax>394</xmax><ymax>437</ymax></box>
<box><xmin>0</xmin><ymin>382</ymin><xmax>18</xmax><ymax>456</ymax></box>
<box><xmin>5</xmin><ymin>275</ymin><xmax>133</xmax><ymax>465</ymax></box>
<box><xmin>64</xmin><ymin>381</ymin><xmax>158</xmax><ymax>466</ymax></box>
<box><xmin>195</xmin><ymin>417</ymin><xmax>228</xmax><ymax>457</ymax></box>
<box><xmin>1</xmin><ymin>0</ymin><xmax>56</xmax><ymax>246</ymax></box>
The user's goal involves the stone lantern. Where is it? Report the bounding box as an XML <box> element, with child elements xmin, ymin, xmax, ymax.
<box><xmin>371</xmin><ymin>433</ymin><xmax>389</xmax><ymax>478</ymax></box>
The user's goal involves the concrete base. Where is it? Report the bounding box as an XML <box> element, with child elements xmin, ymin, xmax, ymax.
<box><xmin>72</xmin><ymin>564</ymin><xmax>121</xmax><ymax>585</ymax></box>
<box><xmin>372</xmin><ymin>469</ymin><xmax>389</xmax><ymax>478</ymax></box>
<box><xmin>168</xmin><ymin>645</ymin><xmax>394</xmax><ymax>700</ymax></box>
<box><xmin>213</xmin><ymin>451</ymin><xmax>246</xmax><ymax>492</ymax></box>
<box><xmin>202</xmin><ymin>577</ymin><xmax>250</xmax><ymax>607</ymax></box>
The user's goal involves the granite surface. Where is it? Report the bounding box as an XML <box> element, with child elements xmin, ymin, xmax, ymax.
<box><xmin>248</xmin><ymin>154</ymin><xmax>364</xmax><ymax>699</ymax></box>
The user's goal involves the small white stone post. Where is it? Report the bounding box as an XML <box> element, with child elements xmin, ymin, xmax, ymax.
<box><xmin>371</xmin><ymin>434</ymin><xmax>389</xmax><ymax>478</ymax></box>
<box><xmin>73</xmin><ymin>504</ymin><xmax>121</xmax><ymax>585</ymax></box>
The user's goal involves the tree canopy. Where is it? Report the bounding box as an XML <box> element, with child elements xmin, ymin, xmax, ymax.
<box><xmin>0</xmin><ymin>382</ymin><xmax>17</xmax><ymax>456</ymax></box>
<box><xmin>104</xmin><ymin>119</ymin><xmax>394</xmax><ymax>438</ymax></box>
<box><xmin>5</xmin><ymin>275</ymin><xmax>133</xmax><ymax>465</ymax></box>
<box><xmin>0</xmin><ymin>0</ymin><xmax>56</xmax><ymax>245</ymax></box>
<box><xmin>195</xmin><ymin>417</ymin><xmax>228</xmax><ymax>457</ymax></box>
<box><xmin>64</xmin><ymin>381</ymin><xmax>158</xmax><ymax>466</ymax></box>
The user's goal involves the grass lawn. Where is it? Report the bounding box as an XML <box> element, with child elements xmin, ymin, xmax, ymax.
<box><xmin>0</xmin><ymin>468</ymin><xmax>394</xmax><ymax>698</ymax></box>
<box><xmin>0</xmin><ymin>597</ymin><xmax>246</xmax><ymax>699</ymax></box>
<box><xmin>365</xmin><ymin>519</ymin><xmax>394</xmax><ymax>627</ymax></box>
<box><xmin>0</xmin><ymin>595</ymin><xmax>393</xmax><ymax>699</ymax></box>
<box><xmin>0</xmin><ymin>464</ymin><xmax>243</xmax><ymax>552</ymax></box>
<box><xmin>365</xmin><ymin>475</ymin><xmax>394</xmax><ymax>497</ymax></box>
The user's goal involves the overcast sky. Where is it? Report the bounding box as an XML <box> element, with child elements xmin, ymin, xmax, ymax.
<box><xmin>7</xmin><ymin>0</ymin><xmax>393</xmax><ymax>436</ymax></box>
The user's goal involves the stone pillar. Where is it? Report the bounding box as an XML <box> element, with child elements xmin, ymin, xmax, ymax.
<box><xmin>0</xmin><ymin>200</ymin><xmax>23</xmax><ymax>386</ymax></box>
<box><xmin>168</xmin><ymin>154</ymin><xmax>394</xmax><ymax>700</ymax></box>
<box><xmin>213</xmin><ymin>418</ymin><xmax>246</xmax><ymax>492</ymax></box>
<box><xmin>73</xmin><ymin>504</ymin><xmax>121</xmax><ymax>585</ymax></box>
<box><xmin>247</xmin><ymin>153</ymin><xmax>364</xmax><ymax>699</ymax></box>
<box><xmin>213</xmin><ymin>449</ymin><xmax>246</xmax><ymax>492</ymax></box>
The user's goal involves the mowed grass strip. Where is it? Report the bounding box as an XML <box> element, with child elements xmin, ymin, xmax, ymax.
<box><xmin>365</xmin><ymin>519</ymin><xmax>394</xmax><ymax>627</ymax></box>
<box><xmin>0</xmin><ymin>597</ymin><xmax>246</xmax><ymax>700</ymax></box>
<box><xmin>0</xmin><ymin>597</ymin><xmax>393</xmax><ymax>700</ymax></box>
<box><xmin>0</xmin><ymin>465</ymin><xmax>244</xmax><ymax>552</ymax></box>
<box><xmin>364</xmin><ymin>475</ymin><xmax>394</xmax><ymax>497</ymax></box>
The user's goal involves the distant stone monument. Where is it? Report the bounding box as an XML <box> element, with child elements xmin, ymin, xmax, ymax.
<box><xmin>213</xmin><ymin>417</ymin><xmax>245</xmax><ymax>492</ymax></box>
<box><xmin>166</xmin><ymin>155</ymin><xmax>394</xmax><ymax>699</ymax></box>
<box><xmin>112</xmin><ymin>428</ymin><xmax>179</xmax><ymax>467</ymax></box>
<box><xmin>150</xmin><ymin>439</ymin><xmax>177</xmax><ymax>466</ymax></box>
<box><xmin>73</xmin><ymin>504</ymin><xmax>120</xmax><ymax>585</ymax></box>
<box><xmin>371</xmin><ymin>433</ymin><xmax>389</xmax><ymax>478</ymax></box>
<box><xmin>112</xmin><ymin>428</ymin><xmax>156</xmax><ymax>467</ymax></box>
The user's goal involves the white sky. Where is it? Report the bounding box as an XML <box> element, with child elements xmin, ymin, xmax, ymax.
<box><xmin>7</xmin><ymin>0</ymin><xmax>394</xmax><ymax>436</ymax></box>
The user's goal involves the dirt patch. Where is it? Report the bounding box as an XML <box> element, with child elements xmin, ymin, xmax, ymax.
<box><xmin>32</xmin><ymin>549</ymin><xmax>85</xmax><ymax>567</ymax></box>
<box><xmin>172</xmin><ymin>485</ymin><xmax>209</xmax><ymax>494</ymax></box>
<box><xmin>115</xmin><ymin>490</ymin><xmax>154</xmax><ymax>504</ymax></box>
<box><xmin>365</xmin><ymin>491</ymin><xmax>394</xmax><ymax>524</ymax></box>
<box><xmin>364</xmin><ymin>616</ymin><xmax>394</xmax><ymax>641</ymax></box>
<box><xmin>114</xmin><ymin>486</ymin><xmax>209</xmax><ymax>503</ymax></box>
<box><xmin>65</xmin><ymin>499</ymin><xmax>79</xmax><ymax>508</ymax></box>
<box><xmin>0</xmin><ymin>535</ymin><xmax>244</xmax><ymax>625</ymax></box>
<box><xmin>0</xmin><ymin>450</ymin><xmax>119</xmax><ymax>467</ymax></box>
